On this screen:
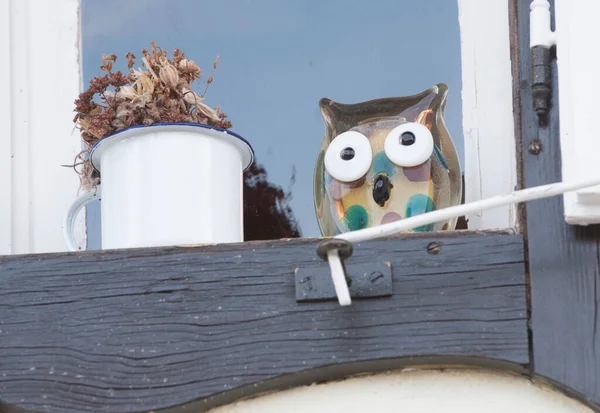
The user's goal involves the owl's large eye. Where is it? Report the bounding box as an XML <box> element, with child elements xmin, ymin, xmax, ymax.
<box><xmin>324</xmin><ymin>131</ymin><xmax>372</xmax><ymax>182</ymax></box>
<box><xmin>384</xmin><ymin>122</ymin><xmax>434</xmax><ymax>167</ymax></box>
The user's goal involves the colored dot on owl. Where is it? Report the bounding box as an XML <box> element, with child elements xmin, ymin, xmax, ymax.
<box><xmin>406</xmin><ymin>194</ymin><xmax>436</xmax><ymax>232</ymax></box>
<box><xmin>403</xmin><ymin>159</ymin><xmax>431</xmax><ymax>182</ymax></box>
<box><xmin>372</xmin><ymin>152</ymin><xmax>396</xmax><ymax>177</ymax></box>
<box><xmin>343</xmin><ymin>205</ymin><xmax>369</xmax><ymax>231</ymax></box>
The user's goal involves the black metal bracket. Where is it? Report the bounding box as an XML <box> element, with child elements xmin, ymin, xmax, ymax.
<box><xmin>531</xmin><ymin>45</ymin><xmax>554</xmax><ymax>126</ymax></box>
<box><xmin>294</xmin><ymin>262</ymin><xmax>392</xmax><ymax>302</ymax></box>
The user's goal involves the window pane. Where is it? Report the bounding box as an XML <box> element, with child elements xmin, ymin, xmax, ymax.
<box><xmin>82</xmin><ymin>0</ymin><xmax>464</xmax><ymax>247</ymax></box>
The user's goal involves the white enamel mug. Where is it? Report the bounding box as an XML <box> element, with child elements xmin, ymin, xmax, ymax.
<box><xmin>64</xmin><ymin>123</ymin><xmax>254</xmax><ymax>251</ymax></box>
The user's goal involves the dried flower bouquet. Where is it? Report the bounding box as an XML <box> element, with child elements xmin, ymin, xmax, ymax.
<box><xmin>72</xmin><ymin>42</ymin><xmax>229</xmax><ymax>190</ymax></box>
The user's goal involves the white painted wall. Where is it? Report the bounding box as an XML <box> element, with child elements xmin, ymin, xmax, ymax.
<box><xmin>209</xmin><ymin>369</ymin><xmax>593</xmax><ymax>413</ymax></box>
<box><xmin>458</xmin><ymin>0</ymin><xmax>518</xmax><ymax>230</ymax></box>
<box><xmin>0</xmin><ymin>0</ymin><xmax>84</xmax><ymax>255</ymax></box>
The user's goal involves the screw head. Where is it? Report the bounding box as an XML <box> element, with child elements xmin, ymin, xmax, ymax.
<box><xmin>528</xmin><ymin>140</ymin><xmax>542</xmax><ymax>155</ymax></box>
<box><xmin>427</xmin><ymin>242</ymin><xmax>442</xmax><ymax>255</ymax></box>
<box><xmin>369</xmin><ymin>271</ymin><xmax>384</xmax><ymax>284</ymax></box>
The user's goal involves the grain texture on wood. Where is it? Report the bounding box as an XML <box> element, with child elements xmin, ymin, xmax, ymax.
<box><xmin>513</xmin><ymin>0</ymin><xmax>600</xmax><ymax>406</ymax></box>
<box><xmin>0</xmin><ymin>232</ymin><xmax>527</xmax><ymax>413</ymax></box>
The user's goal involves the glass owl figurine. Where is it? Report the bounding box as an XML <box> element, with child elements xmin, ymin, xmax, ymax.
<box><xmin>314</xmin><ymin>83</ymin><xmax>462</xmax><ymax>236</ymax></box>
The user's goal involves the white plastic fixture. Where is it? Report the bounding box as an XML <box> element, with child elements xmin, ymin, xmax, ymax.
<box><xmin>553</xmin><ymin>0</ymin><xmax>600</xmax><ymax>225</ymax></box>
<box><xmin>64</xmin><ymin>124</ymin><xmax>254</xmax><ymax>251</ymax></box>
<box><xmin>530</xmin><ymin>0</ymin><xmax>556</xmax><ymax>48</ymax></box>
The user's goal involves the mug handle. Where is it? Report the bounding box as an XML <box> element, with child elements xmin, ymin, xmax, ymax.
<box><xmin>64</xmin><ymin>186</ymin><xmax>101</xmax><ymax>251</ymax></box>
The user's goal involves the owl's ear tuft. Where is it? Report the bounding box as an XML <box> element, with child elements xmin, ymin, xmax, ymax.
<box><xmin>433</xmin><ymin>83</ymin><xmax>449</xmax><ymax>96</ymax></box>
<box><xmin>319</xmin><ymin>98</ymin><xmax>342</xmax><ymax>120</ymax></box>
<box><xmin>319</xmin><ymin>97</ymin><xmax>333</xmax><ymax>107</ymax></box>
<box><xmin>319</xmin><ymin>98</ymin><xmax>347</xmax><ymax>142</ymax></box>
<box><xmin>431</xmin><ymin>83</ymin><xmax>449</xmax><ymax>111</ymax></box>
<box><xmin>416</xmin><ymin>108</ymin><xmax>435</xmax><ymax>129</ymax></box>
<box><xmin>402</xmin><ymin>83</ymin><xmax>449</xmax><ymax>126</ymax></box>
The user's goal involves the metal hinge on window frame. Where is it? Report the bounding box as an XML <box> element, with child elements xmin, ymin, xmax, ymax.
<box><xmin>530</xmin><ymin>0</ymin><xmax>556</xmax><ymax>126</ymax></box>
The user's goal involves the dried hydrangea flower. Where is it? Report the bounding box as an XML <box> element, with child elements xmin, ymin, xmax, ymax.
<box><xmin>159</xmin><ymin>62</ymin><xmax>179</xmax><ymax>89</ymax></box>
<box><xmin>73</xmin><ymin>42</ymin><xmax>231</xmax><ymax>190</ymax></box>
<box><xmin>179</xmin><ymin>59</ymin><xmax>201</xmax><ymax>77</ymax></box>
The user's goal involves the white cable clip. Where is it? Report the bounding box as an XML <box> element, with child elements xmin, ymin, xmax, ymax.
<box><xmin>316</xmin><ymin>239</ymin><xmax>353</xmax><ymax>306</ymax></box>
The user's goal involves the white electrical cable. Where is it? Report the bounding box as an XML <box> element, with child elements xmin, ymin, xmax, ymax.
<box><xmin>326</xmin><ymin>178</ymin><xmax>600</xmax><ymax>307</ymax></box>
<box><xmin>327</xmin><ymin>250</ymin><xmax>352</xmax><ymax>306</ymax></box>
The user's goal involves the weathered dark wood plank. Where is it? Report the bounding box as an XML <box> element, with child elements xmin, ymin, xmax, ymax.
<box><xmin>0</xmin><ymin>231</ymin><xmax>527</xmax><ymax>413</ymax></box>
<box><xmin>513</xmin><ymin>0</ymin><xmax>600</xmax><ymax>406</ymax></box>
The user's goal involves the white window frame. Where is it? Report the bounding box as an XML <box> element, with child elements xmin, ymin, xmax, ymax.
<box><xmin>0</xmin><ymin>0</ymin><xmax>518</xmax><ymax>255</ymax></box>
<box><xmin>0</xmin><ymin>0</ymin><xmax>85</xmax><ymax>255</ymax></box>
<box><xmin>458</xmin><ymin>0</ymin><xmax>519</xmax><ymax>230</ymax></box>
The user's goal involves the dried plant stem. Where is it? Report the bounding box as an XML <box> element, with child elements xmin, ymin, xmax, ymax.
<box><xmin>202</xmin><ymin>55</ymin><xmax>220</xmax><ymax>97</ymax></box>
